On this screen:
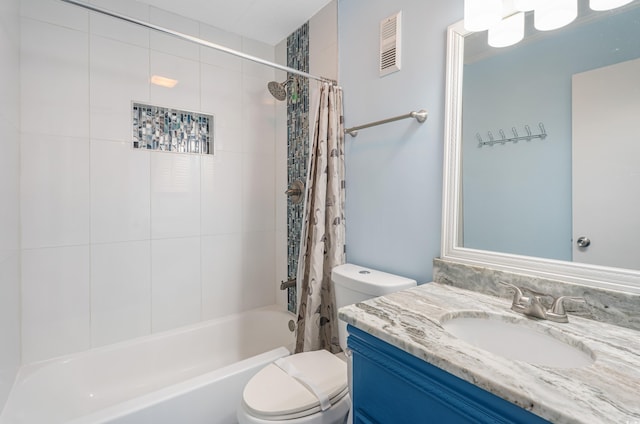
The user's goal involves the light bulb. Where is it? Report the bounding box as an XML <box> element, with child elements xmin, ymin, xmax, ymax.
<box><xmin>464</xmin><ymin>0</ymin><xmax>503</xmax><ymax>32</ymax></box>
<box><xmin>488</xmin><ymin>12</ymin><xmax>525</xmax><ymax>48</ymax></box>
<box><xmin>514</xmin><ymin>0</ymin><xmax>537</xmax><ymax>11</ymax></box>
<box><xmin>534</xmin><ymin>0</ymin><xmax>577</xmax><ymax>31</ymax></box>
<box><xmin>589</xmin><ymin>0</ymin><xmax>634</xmax><ymax>10</ymax></box>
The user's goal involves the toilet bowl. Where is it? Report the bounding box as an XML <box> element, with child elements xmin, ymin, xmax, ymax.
<box><xmin>237</xmin><ymin>263</ymin><xmax>417</xmax><ymax>424</ymax></box>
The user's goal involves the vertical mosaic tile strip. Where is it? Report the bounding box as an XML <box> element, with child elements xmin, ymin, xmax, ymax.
<box><xmin>287</xmin><ymin>22</ymin><xmax>310</xmax><ymax>314</ymax></box>
<box><xmin>132</xmin><ymin>102</ymin><xmax>213</xmax><ymax>154</ymax></box>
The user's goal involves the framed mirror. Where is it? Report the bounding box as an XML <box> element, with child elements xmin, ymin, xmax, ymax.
<box><xmin>442</xmin><ymin>1</ymin><xmax>640</xmax><ymax>294</ymax></box>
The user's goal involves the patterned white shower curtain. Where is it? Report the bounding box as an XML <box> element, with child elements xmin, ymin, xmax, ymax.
<box><xmin>295</xmin><ymin>83</ymin><xmax>346</xmax><ymax>354</ymax></box>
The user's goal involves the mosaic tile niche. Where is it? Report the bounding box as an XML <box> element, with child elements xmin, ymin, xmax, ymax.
<box><xmin>287</xmin><ymin>22</ymin><xmax>310</xmax><ymax>313</ymax></box>
<box><xmin>132</xmin><ymin>102</ymin><xmax>213</xmax><ymax>154</ymax></box>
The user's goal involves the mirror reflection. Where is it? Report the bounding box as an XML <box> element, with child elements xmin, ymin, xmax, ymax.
<box><xmin>461</xmin><ymin>2</ymin><xmax>640</xmax><ymax>271</ymax></box>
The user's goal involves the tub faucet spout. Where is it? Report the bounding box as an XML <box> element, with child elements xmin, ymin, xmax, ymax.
<box><xmin>280</xmin><ymin>278</ymin><xmax>296</xmax><ymax>290</ymax></box>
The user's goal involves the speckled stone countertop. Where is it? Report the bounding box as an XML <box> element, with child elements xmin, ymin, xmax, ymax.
<box><xmin>338</xmin><ymin>283</ymin><xmax>640</xmax><ymax>424</ymax></box>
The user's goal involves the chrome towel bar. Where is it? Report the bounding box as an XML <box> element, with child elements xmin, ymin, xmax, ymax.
<box><xmin>344</xmin><ymin>109</ymin><xmax>428</xmax><ymax>137</ymax></box>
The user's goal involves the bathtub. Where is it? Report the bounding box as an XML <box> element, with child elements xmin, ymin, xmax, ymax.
<box><xmin>0</xmin><ymin>305</ymin><xmax>295</xmax><ymax>424</ymax></box>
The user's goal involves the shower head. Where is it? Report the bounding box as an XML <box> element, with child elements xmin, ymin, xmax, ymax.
<box><xmin>267</xmin><ymin>79</ymin><xmax>290</xmax><ymax>101</ymax></box>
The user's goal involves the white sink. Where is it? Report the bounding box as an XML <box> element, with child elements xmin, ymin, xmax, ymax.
<box><xmin>441</xmin><ymin>313</ymin><xmax>594</xmax><ymax>368</ymax></box>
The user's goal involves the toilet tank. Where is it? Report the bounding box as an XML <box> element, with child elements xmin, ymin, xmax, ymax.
<box><xmin>332</xmin><ymin>263</ymin><xmax>417</xmax><ymax>350</ymax></box>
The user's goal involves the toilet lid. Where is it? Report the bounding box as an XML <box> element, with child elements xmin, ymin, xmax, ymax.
<box><xmin>242</xmin><ymin>350</ymin><xmax>348</xmax><ymax>420</ymax></box>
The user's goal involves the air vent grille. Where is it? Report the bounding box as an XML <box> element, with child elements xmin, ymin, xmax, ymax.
<box><xmin>379</xmin><ymin>11</ymin><xmax>401</xmax><ymax>76</ymax></box>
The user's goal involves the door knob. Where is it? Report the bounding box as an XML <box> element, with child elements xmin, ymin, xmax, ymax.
<box><xmin>576</xmin><ymin>236</ymin><xmax>591</xmax><ymax>248</ymax></box>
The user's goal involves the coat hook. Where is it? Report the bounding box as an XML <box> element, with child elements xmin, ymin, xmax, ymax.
<box><xmin>499</xmin><ymin>129</ymin><xmax>506</xmax><ymax>144</ymax></box>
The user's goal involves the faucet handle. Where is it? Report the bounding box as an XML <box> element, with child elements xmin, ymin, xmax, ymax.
<box><xmin>550</xmin><ymin>296</ymin><xmax>586</xmax><ymax>315</ymax></box>
<box><xmin>499</xmin><ymin>281</ymin><xmax>525</xmax><ymax>306</ymax></box>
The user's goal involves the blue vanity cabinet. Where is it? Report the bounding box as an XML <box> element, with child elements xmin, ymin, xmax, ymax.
<box><xmin>347</xmin><ymin>325</ymin><xmax>551</xmax><ymax>424</ymax></box>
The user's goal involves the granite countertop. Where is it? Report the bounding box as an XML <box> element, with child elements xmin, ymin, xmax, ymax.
<box><xmin>338</xmin><ymin>283</ymin><xmax>640</xmax><ymax>424</ymax></box>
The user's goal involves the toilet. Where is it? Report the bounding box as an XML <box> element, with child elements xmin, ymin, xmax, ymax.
<box><xmin>237</xmin><ymin>263</ymin><xmax>417</xmax><ymax>424</ymax></box>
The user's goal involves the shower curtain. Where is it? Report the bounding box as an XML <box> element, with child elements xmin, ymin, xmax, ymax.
<box><xmin>295</xmin><ymin>83</ymin><xmax>346</xmax><ymax>354</ymax></box>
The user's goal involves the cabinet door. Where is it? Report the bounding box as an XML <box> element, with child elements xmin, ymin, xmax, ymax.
<box><xmin>348</xmin><ymin>326</ymin><xmax>551</xmax><ymax>424</ymax></box>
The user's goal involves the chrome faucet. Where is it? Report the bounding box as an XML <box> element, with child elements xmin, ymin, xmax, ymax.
<box><xmin>500</xmin><ymin>282</ymin><xmax>585</xmax><ymax>323</ymax></box>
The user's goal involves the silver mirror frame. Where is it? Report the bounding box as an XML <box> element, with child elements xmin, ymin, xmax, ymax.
<box><xmin>441</xmin><ymin>20</ymin><xmax>640</xmax><ymax>295</ymax></box>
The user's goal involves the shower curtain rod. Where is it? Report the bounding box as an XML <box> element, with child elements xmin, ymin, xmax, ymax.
<box><xmin>59</xmin><ymin>0</ymin><xmax>336</xmax><ymax>85</ymax></box>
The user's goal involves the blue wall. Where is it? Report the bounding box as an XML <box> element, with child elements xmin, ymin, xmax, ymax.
<box><xmin>462</xmin><ymin>9</ymin><xmax>640</xmax><ymax>261</ymax></box>
<box><xmin>338</xmin><ymin>0</ymin><xmax>463</xmax><ymax>283</ymax></box>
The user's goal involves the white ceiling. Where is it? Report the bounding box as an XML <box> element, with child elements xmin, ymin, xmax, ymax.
<box><xmin>136</xmin><ymin>0</ymin><xmax>333</xmax><ymax>45</ymax></box>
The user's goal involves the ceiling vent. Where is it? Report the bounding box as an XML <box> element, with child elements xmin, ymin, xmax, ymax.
<box><xmin>379</xmin><ymin>11</ymin><xmax>402</xmax><ymax>77</ymax></box>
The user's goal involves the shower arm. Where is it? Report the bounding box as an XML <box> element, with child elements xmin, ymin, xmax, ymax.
<box><xmin>59</xmin><ymin>0</ymin><xmax>337</xmax><ymax>86</ymax></box>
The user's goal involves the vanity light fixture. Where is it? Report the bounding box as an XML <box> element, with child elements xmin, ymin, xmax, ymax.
<box><xmin>150</xmin><ymin>75</ymin><xmax>178</xmax><ymax>88</ymax></box>
<box><xmin>589</xmin><ymin>0</ymin><xmax>634</xmax><ymax>10</ymax></box>
<box><xmin>534</xmin><ymin>0</ymin><xmax>578</xmax><ymax>31</ymax></box>
<box><xmin>464</xmin><ymin>0</ymin><xmax>502</xmax><ymax>31</ymax></box>
<box><xmin>464</xmin><ymin>0</ymin><xmax>624</xmax><ymax>48</ymax></box>
<box><xmin>488</xmin><ymin>12</ymin><xmax>525</xmax><ymax>47</ymax></box>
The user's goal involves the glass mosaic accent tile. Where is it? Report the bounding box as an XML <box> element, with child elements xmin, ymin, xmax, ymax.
<box><xmin>132</xmin><ymin>102</ymin><xmax>213</xmax><ymax>154</ymax></box>
<box><xmin>287</xmin><ymin>22</ymin><xmax>310</xmax><ymax>314</ymax></box>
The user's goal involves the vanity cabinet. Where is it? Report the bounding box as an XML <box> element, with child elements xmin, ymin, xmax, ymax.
<box><xmin>348</xmin><ymin>325</ymin><xmax>550</xmax><ymax>424</ymax></box>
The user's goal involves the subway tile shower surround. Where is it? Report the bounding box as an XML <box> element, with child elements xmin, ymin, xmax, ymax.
<box><xmin>18</xmin><ymin>0</ymin><xmax>277</xmax><ymax>364</ymax></box>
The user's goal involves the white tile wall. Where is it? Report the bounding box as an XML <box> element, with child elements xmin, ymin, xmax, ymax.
<box><xmin>241</xmin><ymin>37</ymin><xmax>277</xmax><ymax>80</ymax></box>
<box><xmin>90</xmin><ymin>139</ymin><xmax>150</xmax><ymax>243</ymax></box>
<box><xmin>243</xmin><ymin>151</ymin><xmax>276</xmax><ymax>232</ymax></box>
<box><xmin>0</xmin><ymin>0</ymin><xmax>20</xmax><ymax>408</ymax></box>
<box><xmin>150</xmin><ymin>50</ymin><xmax>200</xmax><ymax>113</ymax></box>
<box><xmin>201</xmin><ymin>63</ymin><xmax>243</xmax><ymax>150</ymax></box>
<box><xmin>21</xmin><ymin>134</ymin><xmax>90</xmax><ymax>249</ymax></box>
<box><xmin>242</xmin><ymin>231</ymin><xmax>276</xmax><ymax>310</ymax></box>
<box><xmin>0</xmin><ymin>17</ymin><xmax>19</xmax><ymax>126</ymax></box>
<box><xmin>0</xmin><ymin>121</ymin><xmax>20</xmax><ymax>260</ymax></box>
<box><xmin>149</xmin><ymin>6</ymin><xmax>199</xmax><ymax>61</ymax></box>
<box><xmin>20</xmin><ymin>0</ymin><xmax>88</xmax><ymax>32</ymax></box>
<box><xmin>199</xmin><ymin>24</ymin><xmax>242</xmax><ymax>71</ymax></box>
<box><xmin>151</xmin><ymin>237</ymin><xmax>201</xmax><ymax>332</ymax></box>
<box><xmin>274</xmin><ymin>40</ymin><xmax>288</xmax><ymax>308</ymax></box>
<box><xmin>16</xmin><ymin>0</ymin><xmax>288</xmax><ymax>364</ymax></box>
<box><xmin>89</xmin><ymin>0</ymin><xmax>150</xmax><ymax>48</ymax></box>
<box><xmin>242</xmin><ymin>74</ymin><xmax>277</xmax><ymax>154</ymax></box>
<box><xmin>201</xmin><ymin>151</ymin><xmax>243</xmax><ymax>236</ymax></box>
<box><xmin>21</xmin><ymin>246</ymin><xmax>91</xmax><ymax>363</ymax></box>
<box><xmin>150</xmin><ymin>152</ymin><xmax>201</xmax><ymax>239</ymax></box>
<box><xmin>90</xmin><ymin>35</ymin><xmax>149</xmax><ymax>141</ymax></box>
<box><xmin>201</xmin><ymin>233</ymin><xmax>244</xmax><ymax>319</ymax></box>
<box><xmin>309</xmin><ymin>1</ymin><xmax>338</xmax><ymax>81</ymax></box>
<box><xmin>91</xmin><ymin>241</ymin><xmax>151</xmax><ymax>347</ymax></box>
<box><xmin>20</xmin><ymin>18</ymin><xmax>89</xmax><ymax>138</ymax></box>
<box><xmin>0</xmin><ymin>253</ymin><xmax>20</xmax><ymax>400</ymax></box>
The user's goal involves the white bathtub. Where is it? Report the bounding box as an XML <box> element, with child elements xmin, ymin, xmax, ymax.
<box><xmin>0</xmin><ymin>305</ymin><xmax>295</xmax><ymax>424</ymax></box>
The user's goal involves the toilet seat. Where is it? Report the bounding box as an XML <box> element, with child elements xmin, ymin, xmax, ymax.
<box><xmin>241</xmin><ymin>350</ymin><xmax>348</xmax><ymax>421</ymax></box>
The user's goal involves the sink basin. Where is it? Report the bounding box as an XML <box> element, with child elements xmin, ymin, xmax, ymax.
<box><xmin>441</xmin><ymin>313</ymin><xmax>594</xmax><ymax>368</ymax></box>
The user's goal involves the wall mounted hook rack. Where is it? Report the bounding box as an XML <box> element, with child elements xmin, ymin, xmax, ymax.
<box><xmin>476</xmin><ymin>122</ymin><xmax>547</xmax><ymax>147</ymax></box>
